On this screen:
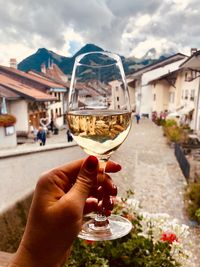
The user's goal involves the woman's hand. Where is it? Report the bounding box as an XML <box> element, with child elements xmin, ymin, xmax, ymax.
<box><xmin>9</xmin><ymin>156</ymin><xmax>121</xmax><ymax>267</ymax></box>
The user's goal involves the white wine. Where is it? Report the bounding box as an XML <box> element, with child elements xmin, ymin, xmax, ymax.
<box><xmin>67</xmin><ymin>110</ymin><xmax>132</xmax><ymax>158</ymax></box>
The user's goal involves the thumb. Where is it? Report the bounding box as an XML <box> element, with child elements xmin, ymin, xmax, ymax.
<box><xmin>71</xmin><ymin>155</ymin><xmax>98</xmax><ymax>201</ymax></box>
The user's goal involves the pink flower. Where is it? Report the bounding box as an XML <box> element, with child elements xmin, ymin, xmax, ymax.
<box><xmin>161</xmin><ymin>231</ymin><xmax>178</xmax><ymax>244</ymax></box>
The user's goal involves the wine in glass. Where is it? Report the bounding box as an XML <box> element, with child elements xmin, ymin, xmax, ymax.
<box><xmin>67</xmin><ymin>51</ymin><xmax>132</xmax><ymax>241</ymax></box>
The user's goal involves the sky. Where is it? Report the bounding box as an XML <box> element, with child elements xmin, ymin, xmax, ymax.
<box><xmin>0</xmin><ymin>0</ymin><xmax>199</xmax><ymax>66</ymax></box>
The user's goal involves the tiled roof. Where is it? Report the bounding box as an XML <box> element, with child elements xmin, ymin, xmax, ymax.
<box><xmin>0</xmin><ymin>85</ymin><xmax>20</xmax><ymax>99</ymax></box>
<box><xmin>147</xmin><ymin>69</ymin><xmax>179</xmax><ymax>84</ymax></box>
<box><xmin>28</xmin><ymin>69</ymin><xmax>70</xmax><ymax>88</ymax></box>
<box><xmin>130</xmin><ymin>53</ymin><xmax>188</xmax><ymax>77</ymax></box>
<box><xmin>0</xmin><ymin>74</ymin><xmax>57</xmax><ymax>101</ymax></box>
<box><xmin>46</xmin><ymin>64</ymin><xmax>70</xmax><ymax>85</ymax></box>
<box><xmin>0</xmin><ymin>65</ymin><xmax>66</xmax><ymax>89</ymax></box>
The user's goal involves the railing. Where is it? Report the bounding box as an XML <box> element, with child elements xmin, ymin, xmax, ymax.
<box><xmin>174</xmin><ymin>143</ymin><xmax>190</xmax><ymax>180</ymax></box>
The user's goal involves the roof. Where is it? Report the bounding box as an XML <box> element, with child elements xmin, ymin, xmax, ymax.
<box><xmin>179</xmin><ymin>50</ymin><xmax>200</xmax><ymax>70</ymax></box>
<box><xmin>0</xmin><ymin>74</ymin><xmax>57</xmax><ymax>101</ymax></box>
<box><xmin>147</xmin><ymin>69</ymin><xmax>179</xmax><ymax>84</ymax></box>
<box><xmin>0</xmin><ymin>85</ymin><xmax>20</xmax><ymax>100</ymax></box>
<box><xmin>129</xmin><ymin>53</ymin><xmax>188</xmax><ymax>78</ymax></box>
<box><xmin>45</xmin><ymin>64</ymin><xmax>70</xmax><ymax>84</ymax></box>
<box><xmin>28</xmin><ymin>67</ymin><xmax>70</xmax><ymax>88</ymax></box>
<box><xmin>0</xmin><ymin>65</ymin><xmax>66</xmax><ymax>90</ymax></box>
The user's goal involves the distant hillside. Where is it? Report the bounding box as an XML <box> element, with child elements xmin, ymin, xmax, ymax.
<box><xmin>18</xmin><ymin>43</ymin><xmax>174</xmax><ymax>76</ymax></box>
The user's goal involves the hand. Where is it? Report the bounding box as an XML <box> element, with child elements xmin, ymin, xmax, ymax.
<box><xmin>9</xmin><ymin>156</ymin><xmax>121</xmax><ymax>267</ymax></box>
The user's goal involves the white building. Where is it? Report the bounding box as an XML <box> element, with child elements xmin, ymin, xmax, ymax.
<box><xmin>128</xmin><ymin>54</ymin><xmax>188</xmax><ymax>117</ymax></box>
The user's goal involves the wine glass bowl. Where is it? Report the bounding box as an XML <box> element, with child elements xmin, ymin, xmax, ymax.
<box><xmin>67</xmin><ymin>51</ymin><xmax>132</xmax><ymax>240</ymax></box>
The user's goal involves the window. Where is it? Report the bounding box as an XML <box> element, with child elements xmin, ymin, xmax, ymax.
<box><xmin>169</xmin><ymin>92</ymin><xmax>175</xmax><ymax>103</ymax></box>
<box><xmin>190</xmin><ymin>89</ymin><xmax>195</xmax><ymax>101</ymax></box>
<box><xmin>59</xmin><ymin>108</ymin><xmax>62</xmax><ymax>116</ymax></box>
<box><xmin>185</xmin><ymin>90</ymin><xmax>189</xmax><ymax>99</ymax></box>
<box><xmin>116</xmin><ymin>86</ymin><xmax>119</xmax><ymax>92</ymax></box>
<box><xmin>117</xmin><ymin>96</ymin><xmax>119</xmax><ymax>101</ymax></box>
<box><xmin>153</xmin><ymin>94</ymin><xmax>156</xmax><ymax>101</ymax></box>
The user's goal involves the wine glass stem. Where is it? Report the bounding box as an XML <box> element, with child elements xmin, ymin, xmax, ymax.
<box><xmin>94</xmin><ymin>159</ymin><xmax>109</xmax><ymax>228</ymax></box>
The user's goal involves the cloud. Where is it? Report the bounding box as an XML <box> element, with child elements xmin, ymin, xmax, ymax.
<box><xmin>0</xmin><ymin>0</ymin><xmax>200</xmax><ymax>65</ymax></box>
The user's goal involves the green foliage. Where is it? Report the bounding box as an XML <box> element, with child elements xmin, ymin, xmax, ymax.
<box><xmin>164</xmin><ymin>119</ymin><xmax>177</xmax><ymax>128</ymax></box>
<box><xmin>163</xmin><ymin>120</ymin><xmax>188</xmax><ymax>144</ymax></box>
<box><xmin>64</xmin><ymin>192</ymin><xmax>183</xmax><ymax>267</ymax></box>
<box><xmin>155</xmin><ymin>118</ymin><xmax>166</xmax><ymax>126</ymax></box>
<box><xmin>185</xmin><ymin>182</ymin><xmax>200</xmax><ymax>223</ymax></box>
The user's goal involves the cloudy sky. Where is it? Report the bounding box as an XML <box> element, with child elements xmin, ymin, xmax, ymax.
<box><xmin>0</xmin><ymin>0</ymin><xmax>199</xmax><ymax>65</ymax></box>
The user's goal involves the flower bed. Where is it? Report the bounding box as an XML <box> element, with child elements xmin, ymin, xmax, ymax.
<box><xmin>65</xmin><ymin>192</ymin><xmax>190</xmax><ymax>267</ymax></box>
<box><xmin>0</xmin><ymin>114</ymin><xmax>16</xmax><ymax>127</ymax></box>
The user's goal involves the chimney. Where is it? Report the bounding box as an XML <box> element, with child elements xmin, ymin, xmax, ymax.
<box><xmin>191</xmin><ymin>48</ymin><xmax>197</xmax><ymax>55</ymax></box>
<box><xmin>10</xmin><ymin>58</ymin><xmax>17</xmax><ymax>68</ymax></box>
<box><xmin>41</xmin><ymin>63</ymin><xmax>46</xmax><ymax>74</ymax></box>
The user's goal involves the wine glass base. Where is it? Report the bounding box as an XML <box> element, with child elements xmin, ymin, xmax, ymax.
<box><xmin>78</xmin><ymin>214</ymin><xmax>132</xmax><ymax>241</ymax></box>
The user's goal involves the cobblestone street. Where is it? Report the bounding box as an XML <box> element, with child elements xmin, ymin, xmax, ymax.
<box><xmin>111</xmin><ymin>118</ymin><xmax>200</xmax><ymax>267</ymax></box>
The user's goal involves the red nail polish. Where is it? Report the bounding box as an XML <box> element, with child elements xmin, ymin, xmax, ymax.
<box><xmin>85</xmin><ymin>155</ymin><xmax>98</xmax><ymax>171</ymax></box>
<box><xmin>116</xmin><ymin>164</ymin><xmax>122</xmax><ymax>171</ymax></box>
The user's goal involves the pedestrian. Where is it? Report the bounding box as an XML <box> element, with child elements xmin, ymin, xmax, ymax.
<box><xmin>8</xmin><ymin>156</ymin><xmax>121</xmax><ymax>267</ymax></box>
<box><xmin>135</xmin><ymin>114</ymin><xmax>141</xmax><ymax>124</ymax></box>
<box><xmin>37</xmin><ymin>126</ymin><xmax>46</xmax><ymax>146</ymax></box>
<box><xmin>67</xmin><ymin>129</ymin><xmax>73</xmax><ymax>142</ymax></box>
<box><xmin>50</xmin><ymin>118</ymin><xmax>54</xmax><ymax>132</ymax></box>
<box><xmin>33</xmin><ymin>128</ymin><xmax>38</xmax><ymax>143</ymax></box>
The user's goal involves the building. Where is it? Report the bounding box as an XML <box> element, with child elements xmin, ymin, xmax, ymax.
<box><xmin>0</xmin><ymin>64</ymin><xmax>67</xmax><ymax>134</ymax></box>
<box><xmin>128</xmin><ymin>53</ymin><xmax>188</xmax><ymax>117</ymax></box>
<box><xmin>0</xmin><ymin>73</ymin><xmax>57</xmax><ymax>136</ymax></box>
<box><xmin>180</xmin><ymin>50</ymin><xmax>200</xmax><ymax>130</ymax></box>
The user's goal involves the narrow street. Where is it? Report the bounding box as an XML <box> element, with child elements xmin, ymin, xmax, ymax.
<box><xmin>111</xmin><ymin>117</ymin><xmax>200</xmax><ymax>267</ymax></box>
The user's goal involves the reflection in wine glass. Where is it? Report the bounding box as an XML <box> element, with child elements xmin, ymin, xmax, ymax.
<box><xmin>67</xmin><ymin>51</ymin><xmax>132</xmax><ymax>241</ymax></box>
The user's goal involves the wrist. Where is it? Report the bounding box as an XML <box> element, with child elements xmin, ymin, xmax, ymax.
<box><xmin>8</xmin><ymin>244</ymin><xmax>69</xmax><ymax>267</ymax></box>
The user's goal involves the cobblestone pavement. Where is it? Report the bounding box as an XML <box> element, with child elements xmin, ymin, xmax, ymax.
<box><xmin>111</xmin><ymin>118</ymin><xmax>200</xmax><ymax>267</ymax></box>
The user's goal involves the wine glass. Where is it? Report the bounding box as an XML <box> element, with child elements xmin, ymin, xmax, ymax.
<box><xmin>67</xmin><ymin>51</ymin><xmax>132</xmax><ymax>241</ymax></box>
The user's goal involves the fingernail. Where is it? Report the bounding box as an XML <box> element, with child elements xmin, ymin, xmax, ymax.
<box><xmin>85</xmin><ymin>156</ymin><xmax>98</xmax><ymax>171</ymax></box>
<box><xmin>116</xmin><ymin>164</ymin><xmax>122</xmax><ymax>171</ymax></box>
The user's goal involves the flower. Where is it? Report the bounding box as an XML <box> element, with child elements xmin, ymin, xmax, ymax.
<box><xmin>84</xmin><ymin>240</ymin><xmax>95</xmax><ymax>245</ymax></box>
<box><xmin>65</xmin><ymin>193</ymin><xmax>191</xmax><ymax>267</ymax></box>
<box><xmin>161</xmin><ymin>231</ymin><xmax>178</xmax><ymax>244</ymax></box>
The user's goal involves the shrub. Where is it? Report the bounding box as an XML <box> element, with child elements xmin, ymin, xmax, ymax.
<box><xmin>163</xmin><ymin>120</ymin><xmax>188</xmax><ymax>144</ymax></box>
<box><xmin>64</xmin><ymin>192</ymin><xmax>190</xmax><ymax>267</ymax></box>
<box><xmin>185</xmin><ymin>182</ymin><xmax>200</xmax><ymax>223</ymax></box>
<box><xmin>0</xmin><ymin>114</ymin><xmax>17</xmax><ymax>127</ymax></box>
<box><xmin>164</xmin><ymin>119</ymin><xmax>178</xmax><ymax>128</ymax></box>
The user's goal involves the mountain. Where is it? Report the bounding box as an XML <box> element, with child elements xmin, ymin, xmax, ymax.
<box><xmin>18</xmin><ymin>48</ymin><xmax>67</xmax><ymax>72</ymax></box>
<box><xmin>18</xmin><ymin>43</ymin><xmax>173</xmax><ymax>76</ymax></box>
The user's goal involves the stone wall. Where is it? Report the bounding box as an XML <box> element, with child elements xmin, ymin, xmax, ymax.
<box><xmin>0</xmin><ymin>193</ymin><xmax>32</xmax><ymax>252</ymax></box>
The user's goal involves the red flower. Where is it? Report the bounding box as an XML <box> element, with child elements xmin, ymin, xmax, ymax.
<box><xmin>84</xmin><ymin>240</ymin><xmax>95</xmax><ymax>245</ymax></box>
<box><xmin>161</xmin><ymin>231</ymin><xmax>178</xmax><ymax>244</ymax></box>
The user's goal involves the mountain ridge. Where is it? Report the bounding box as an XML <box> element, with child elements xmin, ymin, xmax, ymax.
<box><xmin>18</xmin><ymin>43</ymin><xmax>175</xmax><ymax>75</ymax></box>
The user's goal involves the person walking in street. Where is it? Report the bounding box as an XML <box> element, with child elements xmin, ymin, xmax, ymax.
<box><xmin>37</xmin><ymin>126</ymin><xmax>46</xmax><ymax>146</ymax></box>
<box><xmin>135</xmin><ymin>113</ymin><xmax>141</xmax><ymax>124</ymax></box>
<box><xmin>66</xmin><ymin>129</ymin><xmax>73</xmax><ymax>142</ymax></box>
